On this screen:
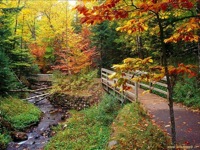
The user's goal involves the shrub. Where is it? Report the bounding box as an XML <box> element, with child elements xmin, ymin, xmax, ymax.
<box><xmin>51</xmin><ymin>69</ymin><xmax>98</xmax><ymax>93</ymax></box>
<box><xmin>45</xmin><ymin>93</ymin><xmax>121</xmax><ymax>150</ymax></box>
<box><xmin>0</xmin><ymin>133</ymin><xmax>11</xmax><ymax>150</ymax></box>
<box><xmin>109</xmin><ymin>102</ymin><xmax>170</xmax><ymax>149</ymax></box>
<box><xmin>0</xmin><ymin>97</ymin><xmax>41</xmax><ymax>130</ymax></box>
<box><xmin>173</xmin><ymin>77</ymin><xmax>200</xmax><ymax>108</ymax></box>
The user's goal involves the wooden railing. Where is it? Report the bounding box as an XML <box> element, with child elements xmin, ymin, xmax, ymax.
<box><xmin>101</xmin><ymin>68</ymin><xmax>169</xmax><ymax>102</ymax></box>
<box><xmin>101</xmin><ymin>68</ymin><xmax>138</xmax><ymax>102</ymax></box>
<box><xmin>32</xmin><ymin>74</ymin><xmax>53</xmax><ymax>82</ymax></box>
<box><xmin>139</xmin><ymin>77</ymin><xmax>169</xmax><ymax>99</ymax></box>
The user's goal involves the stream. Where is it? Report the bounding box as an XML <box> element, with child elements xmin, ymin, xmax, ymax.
<box><xmin>7</xmin><ymin>82</ymin><xmax>67</xmax><ymax>150</ymax></box>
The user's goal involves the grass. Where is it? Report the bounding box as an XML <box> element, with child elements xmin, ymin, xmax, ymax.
<box><xmin>109</xmin><ymin>102</ymin><xmax>170</xmax><ymax>149</ymax></box>
<box><xmin>45</xmin><ymin>93</ymin><xmax>122</xmax><ymax>150</ymax></box>
<box><xmin>0</xmin><ymin>133</ymin><xmax>11</xmax><ymax>149</ymax></box>
<box><xmin>140</xmin><ymin>81</ymin><xmax>168</xmax><ymax>98</ymax></box>
<box><xmin>0</xmin><ymin>97</ymin><xmax>41</xmax><ymax>149</ymax></box>
<box><xmin>173</xmin><ymin>77</ymin><xmax>200</xmax><ymax>109</ymax></box>
<box><xmin>0</xmin><ymin>97</ymin><xmax>41</xmax><ymax>130</ymax></box>
<box><xmin>140</xmin><ymin>77</ymin><xmax>200</xmax><ymax>109</ymax></box>
<box><xmin>45</xmin><ymin>93</ymin><xmax>169</xmax><ymax>150</ymax></box>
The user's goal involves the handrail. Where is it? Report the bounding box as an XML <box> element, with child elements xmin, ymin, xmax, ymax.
<box><xmin>31</xmin><ymin>74</ymin><xmax>53</xmax><ymax>82</ymax></box>
<box><xmin>101</xmin><ymin>68</ymin><xmax>138</xmax><ymax>102</ymax></box>
<box><xmin>101</xmin><ymin>68</ymin><xmax>169</xmax><ymax>102</ymax></box>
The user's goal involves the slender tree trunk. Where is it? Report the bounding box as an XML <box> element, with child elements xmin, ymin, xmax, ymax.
<box><xmin>20</xmin><ymin>15</ymin><xmax>24</xmax><ymax>49</ymax></box>
<box><xmin>197</xmin><ymin>1</ymin><xmax>200</xmax><ymax>73</ymax></box>
<box><xmin>13</xmin><ymin>0</ymin><xmax>21</xmax><ymax>49</ymax></box>
<box><xmin>198</xmin><ymin>42</ymin><xmax>200</xmax><ymax>73</ymax></box>
<box><xmin>136</xmin><ymin>36</ymin><xmax>144</xmax><ymax>59</ymax></box>
<box><xmin>156</xmin><ymin>13</ymin><xmax>176</xmax><ymax>146</ymax></box>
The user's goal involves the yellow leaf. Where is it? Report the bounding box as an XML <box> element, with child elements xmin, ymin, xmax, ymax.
<box><xmin>128</xmin><ymin>30</ymin><xmax>132</xmax><ymax>34</ymax></box>
<box><xmin>108</xmin><ymin>73</ymin><xmax>116</xmax><ymax>79</ymax></box>
<box><xmin>143</xmin><ymin>25</ymin><xmax>148</xmax><ymax>31</ymax></box>
<box><xmin>116</xmin><ymin>27</ymin><xmax>121</xmax><ymax>31</ymax></box>
<box><xmin>142</xmin><ymin>90</ymin><xmax>150</xmax><ymax>95</ymax></box>
<box><xmin>149</xmin><ymin>59</ymin><xmax>153</xmax><ymax>63</ymax></box>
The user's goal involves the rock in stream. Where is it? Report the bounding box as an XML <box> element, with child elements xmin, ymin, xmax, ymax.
<box><xmin>6</xmin><ymin>83</ymin><xmax>67</xmax><ymax>150</ymax></box>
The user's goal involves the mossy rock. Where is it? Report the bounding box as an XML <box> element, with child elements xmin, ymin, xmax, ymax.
<box><xmin>49</xmin><ymin>92</ymin><xmax>92</xmax><ymax>110</ymax></box>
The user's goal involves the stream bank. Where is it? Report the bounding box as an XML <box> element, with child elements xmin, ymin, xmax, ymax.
<box><xmin>6</xmin><ymin>82</ymin><xmax>68</xmax><ymax>150</ymax></box>
<box><xmin>6</xmin><ymin>78</ymin><xmax>103</xmax><ymax>150</ymax></box>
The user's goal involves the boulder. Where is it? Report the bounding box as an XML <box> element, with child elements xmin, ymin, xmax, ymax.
<box><xmin>11</xmin><ymin>132</ymin><xmax>28</xmax><ymax>142</ymax></box>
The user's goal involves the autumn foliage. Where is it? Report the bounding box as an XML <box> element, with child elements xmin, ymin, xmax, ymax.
<box><xmin>109</xmin><ymin>57</ymin><xmax>197</xmax><ymax>91</ymax></box>
<box><xmin>76</xmin><ymin>0</ymin><xmax>199</xmax><ymax>43</ymax></box>
<box><xmin>53</xmin><ymin>28</ymin><xmax>96</xmax><ymax>74</ymax></box>
<box><xmin>29</xmin><ymin>43</ymin><xmax>47</xmax><ymax>72</ymax></box>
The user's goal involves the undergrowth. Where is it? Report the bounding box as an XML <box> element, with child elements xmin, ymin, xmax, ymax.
<box><xmin>109</xmin><ymin>102</ymin><xmax>170</xmax><ymax>149</ymax></box>
<box><xmin>45</xmin><ymin>93</ymin><xmax>169</xmax><ymax>150</ymax></box>
<box><xmin>0</xmin><ymin>97</ymin><xmax>41</xmax><ymax>130</ymax></box>
<box><xmin>0</xmin><ymin>133</ymin><xmax>11</xmax><ymax>150</ymax></box>
<box><xmin>173</xmin><ymin>77</ymin><xmax>200</xmax><ymax>109</ymax></box>
<box><xmin>50</xmin><ymin>69</ymin><xmax>98</xmax><ymax>94</ymax></box>
<box><xmin>45</xmin><ymin>93</ymin><xmax>121</xmax><ymax>150</ymax></box>
<box><xmin>0</xmin><ymin>97</ymin><xmax>41</xmax><ymax>149</ymax></box>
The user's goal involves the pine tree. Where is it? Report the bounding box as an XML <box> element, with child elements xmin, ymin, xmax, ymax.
<box><xmin>0</xmin><ymin>51</ymin><xmax>18</xmax><ymax>96</ymax></box>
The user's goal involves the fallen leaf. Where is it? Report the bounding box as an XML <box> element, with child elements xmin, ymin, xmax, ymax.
<box><xmin>165</xmin><ymin>125</ymin><xmax>170</xmax><ymax>128</ymax></box>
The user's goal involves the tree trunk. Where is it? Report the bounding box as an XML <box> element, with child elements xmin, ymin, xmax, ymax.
<box><xmin>136</xmin><ymin>36</ymin><xmax>144</xmax><ymax>59</ymax></box>
<box><xmin>198</xmin><ymin>41</ymin><xmax>200</xmax><ymax>73</ymax></box>
<box><xmin>13</xmin><ymin>0</ymin><xmax>21</xmax><ymax>49</ymax></box>
<box><xmin>156</xmin><ymin>13</ymin><xmax>176</xmax><ymax>146</ymax></box>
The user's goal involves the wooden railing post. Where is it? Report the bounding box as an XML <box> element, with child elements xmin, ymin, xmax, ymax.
<box><xmin>149</xmin><ymin>82</ymin><xmax>153</xmax><ymax>93</ymax></box>
<box><xmin>135</xmin><ymin>81</ymin><xmax>138</xmax><ymax>102</ymax></box>
<box><xmin>114</xmin><ymin>80</ymin><xmax>116</xmax><ymax>96</ymax></box>
<box><xmin>106</xmin><ymin>71</ymin><xmax>109</xmax><ymax>92</ymax></box>
<box><xmin>101</xmin><ymin>68</ymin><xmax>103</xmax><ymax>83</ymax></box>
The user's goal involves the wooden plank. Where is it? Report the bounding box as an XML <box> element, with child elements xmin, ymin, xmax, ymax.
<box><xmin>23</xmin><ymin>93</ymin><xmax>50</xmax><ymax>101</ymax></box>
<box><xmin>124</xmin><ymin>90</ymin><xmax>135</xmax><ymax>99</ymax></box>
<box><xmin>101</xmin><ymin>68</ymin><xmax>168</xmax><ymax>102</ymax></box>
<box><xmin>101</xmin><ymin>73</ymin><xmax>108</xmax><ymax>77</ymax></box>
<box><xmin>139</xmin><ymin>83</ymin><xmax>150</xmax><ymax>88</ymax></box>
<box><xmin>35</xmin><ymin>74</ymin><xmax>53</xmax><ymax>82</ymax></box>
<box><xmin>152</xmin><ymin>87</ymin><xmax>168</xmax><ymax>95</ymax></box>
<box><xmin>154</xmin><ymin>82</ymin><xmax>167</xmax><ymax>87</ymax></box>
<box><xmin>101</xmin><ymin>68</ymin><xmax>114</xmax><ymax>74</ymax></box>
<box><xmin>103</xmin><ymin>79</ymin><xmax>135</xmax><ymax>102</ymax></box>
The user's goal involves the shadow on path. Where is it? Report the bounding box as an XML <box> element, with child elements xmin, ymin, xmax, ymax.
<box><xmin>138</xmin><ymin>88</ymin><xmax>200</xmax><ymax>148</ymax></box>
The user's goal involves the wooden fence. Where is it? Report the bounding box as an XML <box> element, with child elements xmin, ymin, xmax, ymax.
<box><xmin>101</xmin><ymin>68</ymin><xmax>169</xmax><ymax>102</ymax></box>
<box><xmin>32</xmin><ymin>74</ymin><xmax>53</xmax><ymax>82</ymax></box>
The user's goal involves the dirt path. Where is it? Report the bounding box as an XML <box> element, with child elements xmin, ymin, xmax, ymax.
<box><xmin>138</xmin><ymin>88</ymin><xmax>200</xmax><ymax>148</ymax></box>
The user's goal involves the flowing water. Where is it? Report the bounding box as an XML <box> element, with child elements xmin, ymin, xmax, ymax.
<box><xmin>7</xmin><ymin>83</ymin><xmax>66</xmax><ymax>150</ymax></box>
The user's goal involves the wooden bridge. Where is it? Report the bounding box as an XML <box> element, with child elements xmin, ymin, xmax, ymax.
<box><xmin>32</xmin><ymin>74</ymin><xmax>53</xmax><ymax>82</ymax></box>
<box><xmin>101</xmin><ymin>68</ymin><xmax>200</xmax><ymax>146</ymax></box>
<box><xmin>101</xmin><ymin>68</ymin><xmax>169</xmax><ymax>102</ymax></box>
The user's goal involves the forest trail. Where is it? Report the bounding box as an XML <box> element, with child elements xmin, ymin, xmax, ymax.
<box><xmin>102</xmin><ymin>68</ymin><xmax>200</xmax><ymax>147</ymax></box>
<box><xmin>138</xmin><ymin>88</ymin><xmax>200</xmax><ymax>148</ymax></box>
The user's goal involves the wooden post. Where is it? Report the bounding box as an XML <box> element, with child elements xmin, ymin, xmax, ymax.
<box><xmin>149</xmin><ymin>82</ymin><xmax>153</xmax><ymax>93</ymax></box>
<box><xmin>106</xmin><ymin>70</ymin><xmax>109</xmax><ymax>92</ymax></box>
<box><xmin>135</xmin><ymin>82</ymin><xmax>138</xmax><ymax>102</ymax></box>
<box><xmin>101</xmin><ymin>68</ymin><xmax>103</xmax><ymax>83</ymax></box>
<box><xmin>114</xmin><ymin>80</ymin><xmax>116</xmax><ymax>96</ymax></box>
